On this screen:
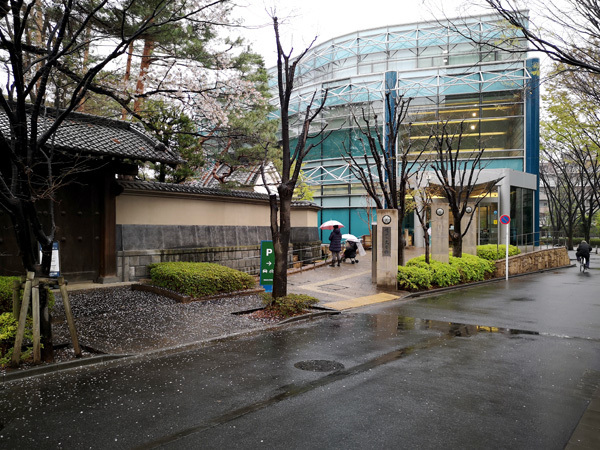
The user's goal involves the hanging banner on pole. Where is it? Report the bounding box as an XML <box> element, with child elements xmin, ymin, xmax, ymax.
<box><xmin>260</xmin><ymin>240</ymin><xmax>275</xmax><ymax>292</ymax></box>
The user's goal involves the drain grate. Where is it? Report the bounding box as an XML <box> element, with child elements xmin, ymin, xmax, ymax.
<box><xmin>319</xmin><ymin>284</ymin><xmax>348</xmax><ymax>292</ymax></box>
<box><xmin>294</xmin><ymin>360</ymin><xmax>345</xmax><ymax>372</ymax></box>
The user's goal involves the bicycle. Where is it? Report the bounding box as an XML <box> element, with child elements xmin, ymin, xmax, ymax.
<box><xmin>579</xmin><ymin>256</ymin><xmax>589</xmax><ymax>273</ymax></box>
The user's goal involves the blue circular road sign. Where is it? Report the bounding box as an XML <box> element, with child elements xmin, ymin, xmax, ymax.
<box><xmin>499</xmin><ymin>214</ymin><xmax>510</xmax><ymax>225</ymax></box>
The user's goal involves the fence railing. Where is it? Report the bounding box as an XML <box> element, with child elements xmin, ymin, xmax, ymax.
<box><xmin>478</xmin><ymin>230</ymin><xmax>569</xmax><ymax>255</ymax></box>
<box><xmin>236</xmin><ymin>244</ymin><xmax>325</xmax><ymax>276</ymax></box>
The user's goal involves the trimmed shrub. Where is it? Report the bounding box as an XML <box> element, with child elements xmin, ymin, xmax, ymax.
<box><xmin>149</xmin><ymin>262</ymin><xmax>256</xmax><ymax>298</ymax></box>
<box><xmin>0</xmin><ymin>312</ymin><xmax>33</xmax><ymax>368</ymax></box>
<box><xmin>0</xmin><ymin>276</ymin><xmax>55</xmax><ymax>314</ymax></box>
<box><xmin>397</xmin><ymin>265</ymin><xmax>432</xmax><ymax>291</ymax></box>
<box><xmin>0</xmin><ymin>276</ymin><xmax>19</xmax><ymax>314</ymax></box>
<box><xmin>405</xmin><ymin>256</ymin><xmax>461</xmax><ymax>287</ymax></box>
<box><xmin>429</xmin><ymin>260</ymin><xmax>462</xmax><ymax>287</ymax></box>
<box><xmin>402</xmin><ymin>253</ymin><xmax>495</xmax><ymax>290</ymax></box>
<box><xmin>477</xmin><ymin>244</ymin><xmax>521</xmax><ymax>261</ymax></box>
<box><xmin>262</xmin><ymin>293</ymin><xmax>319</xmax><ymax>317</ymax></box>
<box><xmin>449</xmin><ymin>253</ymin><xmax>495</xmax><ymax>282</ymax></box>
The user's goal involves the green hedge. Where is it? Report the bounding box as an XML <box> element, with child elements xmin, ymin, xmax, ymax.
<box><xmin>149</xmin><ymin>262</ymin><xmax>256</xmax><ymax>298</ymax></box>
<box><xmin>0</xmin><ymin>276</ymin><xmax>55</xmax><ymax>314</ymax></box>
<box><xmin>449</xmin><ymin>253</ymin><xmax>495</xmax><ymax>282</ymax></box>
<box><xmin>406</xmin><ymin>257</ymin><xmax>461</xmax><ymax>287</ymax></box>
<box><xmin>397</xmin><ymin>265</ymin><xmax>432</xmax><ymax>291</ymax></box>
<box><xmin>476</xmin><ymin>244</ymin><xmax>521</xmax><ymax>261</ymax></box>
<box><xmin>0</xmin><ymin>276</ymin><xmax>19</xmax><ymax>314</ymax></box>
<box><xmin>1</xmin><ymin>312</ymin><xmax>33</xmax><ymax>367</ymax></box>
<box><xmin>400</xmin><ymin>253</ymin><xmax>496</xmax><ymax>291</ymax></box>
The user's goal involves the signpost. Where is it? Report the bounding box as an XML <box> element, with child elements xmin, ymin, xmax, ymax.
<box><xmin>259</xmin><ymin>241</ymin><xmax>275</xmax><ymax>292</ymax></box>
<box><xmin>38</xmin><ymin>241</ymin><xmax>60</xmax><ymax>277</ymax></box>
<box><xmin>499</xmin><ymin>215</ymin><xmax>511</xmax><ymax>280</ymax></box>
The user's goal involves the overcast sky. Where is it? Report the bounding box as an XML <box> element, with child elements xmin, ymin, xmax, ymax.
<box><xmin>235</xmin><ymin>0</ymin><xmax>488</xmax><ymax>67</ymax></box>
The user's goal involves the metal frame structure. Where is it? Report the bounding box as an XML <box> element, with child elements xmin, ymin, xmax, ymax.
<box><xmin>269</xmin><ymin>13</ymin><xmax>539</xmax><ymax>243</ymax></box>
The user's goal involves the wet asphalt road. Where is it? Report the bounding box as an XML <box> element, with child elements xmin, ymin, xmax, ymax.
<box><xmin>1</xmin><ymin>265</ymin><xmax>599</xmax><ymax>449</ymax></box>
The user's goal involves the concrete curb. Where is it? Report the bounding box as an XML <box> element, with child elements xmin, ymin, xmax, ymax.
<box><xmin>1</xmin><ymin>309</ymin><xmax>337</xmax><ymax>383</ymax></box>
<box><xmin>402</xmin><ymin>264</ymin><xmax>574</xmax><ymax>299</ymax></box>
<box><xmin>1</xmin><ymin>353</ymin><xmax>129</xmax><ymax>383</ymax></box>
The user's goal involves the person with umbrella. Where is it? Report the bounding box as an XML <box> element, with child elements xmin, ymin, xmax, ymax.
<box><xmin>328</xmin><ymin>225</ymin><xmax>343</xmax><ymax>267</ymax></box>
<box><xmin>320</xmin><ymin>220</ymin><xmax>344</xmax><ymax>267</ymax></box>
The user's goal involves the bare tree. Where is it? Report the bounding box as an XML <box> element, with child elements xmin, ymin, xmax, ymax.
<box><xmin>539</xmin><ymin>155</ymin><xmax>581</xmax><ymax>249</ymax></box>
<box><xmin>408</xmin><ymin>170</ymin><xmax>433</xmax><ymax>264</ymax></box>
<box><xmin>429</xmin><ymin>120</ymin><xmax>501</xmax><ymax>257</ymax></box>
<box><xmin>438</xmin><ymin>1</ymin><xmax>600</xmax><ymax>75</ymax></box>
<box><xmin>541</xmin><ymin>63</ymin><xmax>600</xmax><ymax>245</ymax></box>
<box><xmin>341</xmin><ymin>93</ymin><xmax>428</xmax><ymax>265</ymax></box>
<box><xmin>260</xmin><ymin>16</ymin><xmax>329</xmax><ymax>299</ymax></box>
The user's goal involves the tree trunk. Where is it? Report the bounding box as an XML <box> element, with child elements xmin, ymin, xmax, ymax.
<box><xmin>398</xmin><ymin>223</ymin><xmax>405</xmax><ymax>266</ymax></box>
<box><xmin>39</xmin><ymin>286</ymin><xmax>53</xmax><ymax>362</ymax></box>
<box><xmin>272</xmin><ymin>189</ymin><xmax>293</xmax><ymax>299</ymax></box>
<box><xmin>133</xmin><ymin>38</ymin><xmax>155</xmax><ymax>113</ymax></box>
<box><xmin>122</xmin><ymin>41</ymin><xmax>135</xmax><ymax>120</ymax></box>
<box><xmin>451</xmin><ymin>217</ymin><xmax>462</xmax><ymax>257</ymax></box>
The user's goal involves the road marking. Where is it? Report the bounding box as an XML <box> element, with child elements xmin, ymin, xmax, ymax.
<box><xmin>323</xmin><ymin>293</ymin><xmax>400</xmax><ymax>310</ymax></box>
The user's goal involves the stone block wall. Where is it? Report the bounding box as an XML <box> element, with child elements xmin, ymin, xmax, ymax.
<box><xmin>494</xmin><ymin>247</ymin><xmax>570</xmax><ymax>278</ymax></box>
<box><xmin>118</xmin><ymin>241</ymin><xmax>323</xmax><ymax>282</ymax></box>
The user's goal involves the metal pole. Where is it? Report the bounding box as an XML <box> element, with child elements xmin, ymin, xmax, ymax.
<box><xmin>505</xmin><ymin>223</ymin><xmax>509</xmax><ymax>281</ymax></box>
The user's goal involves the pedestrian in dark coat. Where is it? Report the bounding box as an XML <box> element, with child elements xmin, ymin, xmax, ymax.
<box><xmin>576</xmin><ymin>240</ymin><xmax>592</xmax><ymax>268</ymax></box>
<box><xmin>329</xmin><ymin>225</ymin><xmax>342</xmax><ymax>267</ymax></box>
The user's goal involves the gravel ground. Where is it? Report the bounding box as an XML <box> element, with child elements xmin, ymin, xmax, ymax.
<box><xmin>51</xmin><ymin>286</ymin><xmax>267</xmax><ymax>355</ymax></box>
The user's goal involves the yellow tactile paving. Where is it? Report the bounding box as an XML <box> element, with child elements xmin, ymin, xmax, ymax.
<box><xmin>322</xmin><ymin>293</ymin><xmax>400</xmax><ymax>310</ymax></box>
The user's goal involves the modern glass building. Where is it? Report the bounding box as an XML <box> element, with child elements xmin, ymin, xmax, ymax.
<box><xmin>269</xmin><ymin>13</ymin><xmax>539</xmax><ymax>246</ymax></box>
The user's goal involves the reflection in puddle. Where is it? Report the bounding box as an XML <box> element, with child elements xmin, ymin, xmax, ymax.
<box><xmin>397</xmin><ymin>316</ymin><xmax>540</xmax><ymax>338</ymax></box>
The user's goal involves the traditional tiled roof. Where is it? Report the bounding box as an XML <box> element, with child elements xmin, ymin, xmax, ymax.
<box><xmin>0</xmin><ymin>107</ymin><xmax>182</xmax><ymax>164</ymax></box>
<box><xmin>195</xmin><ymin>161</ymin><xmax>281</xmax><ymax>189</ymax></box>
<box><xmin>117</xmin><ymin>180</ymin><xmax>320</xmax><ymax>208</ymax></box>
<box><xmin>117</xmin><ymin>180</ymin><xmax>270</xmax><ymax>200</ymax></box>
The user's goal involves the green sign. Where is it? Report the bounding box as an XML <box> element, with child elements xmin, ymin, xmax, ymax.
<box><xmin>260</xmin><ymin>241</ymin><xmax>275</xmax><ymax>292</ymax></box>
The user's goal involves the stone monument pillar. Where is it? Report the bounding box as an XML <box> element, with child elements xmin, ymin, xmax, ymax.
<box><xmin>376</xmin><ymin>209</ymin><xmax>398</xmax><ymax>287</ymax></box>
<box><xmin>461</xmin><ymin>204</ymin><xmax>478</xmax><ymax>255</ymax></box>
<box><xmin>431</xmin><ymin>201</ymin><xmax>449</xmax><ymax>263</ymax></box>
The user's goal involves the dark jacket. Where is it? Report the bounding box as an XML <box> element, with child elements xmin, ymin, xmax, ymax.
<box><xmin>329</xmin><ymin>228</ymin><xmax>342</xmax><ymax>252</ymax></box>
<box><xmin>576</xmin><ymin>241</ymin><xmax>592</xmax><ymax>258</ymax></box>
<box><xmin>344</xmin><ymin>241</ymin><xmax>358</xmax><ymax>258</ymax></box>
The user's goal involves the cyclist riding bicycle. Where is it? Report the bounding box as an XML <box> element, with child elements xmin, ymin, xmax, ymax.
<box><xmin>576</xmin><ymin>240</ymin><xmax>592</xmax><ymax>269</ymax></box>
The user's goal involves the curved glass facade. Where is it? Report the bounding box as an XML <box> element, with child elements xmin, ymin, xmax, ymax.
<box><xmin>270</xmin><ymin>14</ymin><xmax>538</xmax><ymax>242</ymax></box>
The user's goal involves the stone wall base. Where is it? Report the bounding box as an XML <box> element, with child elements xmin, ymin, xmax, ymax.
<box><xmin>494</xmin><ymin>247</ymin><xmax>570</xmax><ymax>278</ymax></box>
<box><xmin>117</xmin><ymin>242</ymin><xmax>323</xmax><ymax>282</ymax></box>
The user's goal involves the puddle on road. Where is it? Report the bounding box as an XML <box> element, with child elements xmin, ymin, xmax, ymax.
<box><xmin>138</xmin><ymin>315</ymin><xmax>551</xmax><ymax>448</ymax></box>
<box><xmin>396</xmin><ymin>316</ymin><xmax>540</xmax><ymax>338</ymax></box>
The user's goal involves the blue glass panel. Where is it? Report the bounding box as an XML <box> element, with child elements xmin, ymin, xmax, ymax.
<box><xmin>482</xmin><ymin>158</ymin><xmax>524</xmax><ymax>170</ymax></box>
<box><xmin>360</xmin><ymin>34</ymin><xmax>387</xmax><ymax>55</ymax></box>
<box><xmin>418</xmin><ymin>29</ymin><xmax>447</xmax><ymax>47</ymax></box>
<box><xmin>388</xmin><ymin>31</ymin><xmax>417</xmax><ymax>49</ymax></box>
<box><xmin>440</xmin><ymin>74</ymin><xmax>480</xmax><ymax>94</ymax></box>
<box><xmin>349</xmin><ymin>208</ymin><xmax>372</xmax><ymax>240</ymax></box>
<box><xmin>481</xmin><ymin>71</ymin><xmax>524</xmax><ymax>92</ymax></box>
<box><xmin>322</xmin><ymin>129</ymin><xmax>350</xmax><ymax>159</ymax></box>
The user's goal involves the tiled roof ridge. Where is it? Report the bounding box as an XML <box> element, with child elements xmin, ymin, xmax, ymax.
<box><xmin>117</xmin><ymin>180</ymin><xmax>270</xmax><ymax>200</ymax></box>
<box><xmin>24</xmin><ymin>102</ymin><xmax>132</xmax><ymax>129</ymax></box>
<box><xmin>117</xmin><ymin>180</ymin><xmax>320</xmax><ymax>208</ymax></box>
<box><xmin>0</xmin><ymin>103</ymin><xmax>181</xmax><ymax>164</ymax></box>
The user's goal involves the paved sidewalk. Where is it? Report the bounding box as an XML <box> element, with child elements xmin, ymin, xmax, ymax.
<box><xmin>287</xmin><ymin>247</ymin><xmax>424</xmax><ymax>309</ymax></box>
